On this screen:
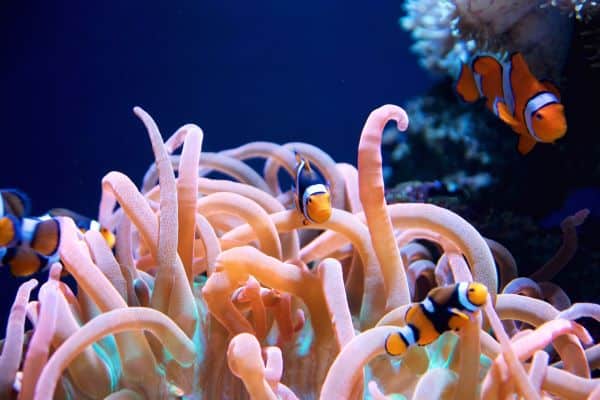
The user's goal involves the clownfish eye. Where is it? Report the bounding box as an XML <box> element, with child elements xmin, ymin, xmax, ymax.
<box><xmin>535</xmin><ymin>113</ymin><xmax>543</xmax><ymax>120</ymax></box>
<box><xmin>469</xmin><ymin>288</ymin><xmax>475</xmax><ymax>292</ymax></box>
<box><xmin>308</xmin><ymin>198</ymin><xmax>312</xmax><ymax>203</ymax></box>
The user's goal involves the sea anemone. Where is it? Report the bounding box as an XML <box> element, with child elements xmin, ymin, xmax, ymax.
<box><xmin>1</xmin><ymin>104</ymin><xmax>597</xmax><ymax>399</ymax></box>
<box><xmin>400</xmin><ymin>0</ymin><xmax>574</xmax><ymax>81</ymax></box>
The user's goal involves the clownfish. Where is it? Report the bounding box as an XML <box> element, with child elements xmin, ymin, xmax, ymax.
<box><xmin>455</xmin><ymin>52</ymin><xmax>567</xmax><ymax>155</ymax></box>
<box><xmin>384</xmin><ymin>282</ymin><xmax>488</xmax><ymax>357</ymax></box>
<box><xmin>47</xmin><ymin>208</ymin><xmax>116</xmax><ymax>249</ymax></box>
<box><xmin>0</xmin><ymin>189</ymin><xmax>115</xmax><ymax>277</ymax></box>
<box><xmin>293</xmin><ymin>153</ymin><xmax>332</xmax><ymax>224</ymax></box>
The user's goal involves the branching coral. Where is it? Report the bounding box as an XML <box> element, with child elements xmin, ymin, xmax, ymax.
<box><xmin>0</xmin><ymin>104</ymin><xmax>597</xmax><ymax>399</ymax></box>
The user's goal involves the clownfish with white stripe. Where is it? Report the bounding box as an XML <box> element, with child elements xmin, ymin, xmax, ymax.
<box><xmin>293</xmin><ymin>153</ymin><xmax>332</xmax><ymax>225</ymax></box>
<box><xmin>384</xmin><ymin>282</ymin><xmax>488</xmax><ymax>357</ymax></box>
<box><xmin>0</xmin><ymin>189</ymin><xmax>115</xmax><ymax>277</ymax></box>
<box><xmin>456</xmin><ymin>52</ymin><xmax>567</xmax><ymax>155</ymax></box>
<box><xmin>46</xmin><ymin>208</ymin><xmax>116</xmax><ymax>249</ymax></box>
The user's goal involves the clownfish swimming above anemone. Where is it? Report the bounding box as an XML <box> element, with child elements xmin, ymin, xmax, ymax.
<box><xmin>0</xmin><ymin>189</ymin><xmax>115</xmax><ymax>277</ymax></box>
<box><xmin>384</xmin><ymin>282</ymin><xmax>488</xmax><ymax>357</ymax></box>
<box><xmin>292</xmin><ymin>152</ymin><xmax>332</xmax><ymax>225</ymax></box>
<box><xmin>455</xmin><ymin>52</ymin><xmax>567</xmax><ymax>155</ymax></box>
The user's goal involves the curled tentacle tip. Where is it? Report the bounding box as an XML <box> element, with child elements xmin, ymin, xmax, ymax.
<box><xmin>24</xmin><ymin>278</ymin><xmax>39</xmax><ymax>288</ymax></box>
<box><xmin>374</xmin><ymin>104</ymin><xmax>409</xmax><ymax>131</ymax></box>
<box><xmin>573</xmin><ymin>208</ymin><xmax>590</xmax><ymax>224</ymax></box>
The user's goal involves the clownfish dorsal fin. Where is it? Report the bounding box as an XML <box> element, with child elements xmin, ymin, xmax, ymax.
<box><xmin>541</xmin><ymin>79</ymin><xmax>561</xmax><ymax>101</ymax></box>
<box><xmin>304</xmin><ymin>158</ymin><xmax>313</xmax><ymax>172</ymax></box>
<box><xmin>496</xmin><ymin>101</ymin><xmax>522</xmax><ymax>132</ymax></box>
<box><xmin>517</xmin><ymin>135</ymin><xmax>537</xmax><ymax>155</ymax></box>
<box><xmin>509</xmin><ymin>52</ymin><xmax>536</xmax><ymax>91</ymax></box>
<box><xmin>471</xmin><ymin>55</ymin><xmax>501</xmax><ymax>77</ymax></box>
<box><xmin>455</xmin><ymin>63</ymin><xmax>480</xmax><ymax>103</ymax></box>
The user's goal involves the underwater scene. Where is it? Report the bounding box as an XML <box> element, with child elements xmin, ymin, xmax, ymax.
<box><xmin>1</xmin><ymin>1</ymin><xmax>599</xmax><ymax>399</ymax></box>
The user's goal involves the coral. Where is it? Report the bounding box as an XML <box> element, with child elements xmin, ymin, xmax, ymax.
<box><xmin>382</xmin><ymin>82</ymin><xmax>515</xmax><ymax>192</ymax></box>
<box><xmin>0</xmin><ymin>104</ymin><xmax>598</xmax><ymax>399</ymax></box>
<box><xmin>400</xmin><ymin>0</ymin><xmax>575</xmax><ymax>81</ymax></box>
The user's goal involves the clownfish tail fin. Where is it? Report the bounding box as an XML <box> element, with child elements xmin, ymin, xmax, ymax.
<box><xmin>455</xmin><ymin>63</ymin><xmax>480</xmax><ymax>103</ymax></box>
<box><xmin>0</xmin><ymin>189</ymin><xmax>31</xmax><ymax>218</ymax></box>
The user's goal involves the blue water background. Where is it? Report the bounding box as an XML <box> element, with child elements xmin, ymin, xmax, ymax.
<box><xmin>0</xmin><ymin>1</ymin><xmax>432</xmax><ymax>331</ymax></box>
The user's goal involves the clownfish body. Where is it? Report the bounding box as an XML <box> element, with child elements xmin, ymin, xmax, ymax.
<box><xmin>455</xmin><ymin>52</ymin><xmax>567</xmax><ymax>155</ymax></box>
<box><xmin>47</xmin><ymin>208</ymin><xmax>116</xmax><ymax>249</ymax></box>
<box><xmin>0</xmin><ymin>189</ymin><xmax>115</xmax><ymax>277</ymax></box>
<box><xmin>293</xmin><ymin>153</ymin><xmax>332</xmax><ymax>224</ymax></box>
<box><xmin>384</xmin><ymin>282</ymin><xmax>488</xmax><ymax>357</ymax></box>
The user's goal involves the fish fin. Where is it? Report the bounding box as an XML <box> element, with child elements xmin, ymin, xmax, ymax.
<box><xmin>0</xmin><ymin>215</ymin><xmax>20</xmax><ymax>247</ymax></box>
<box><xmin>48</xmin><ymin>208</ymin><xmax>86</xmax><ymax>221</ymax></box>
<box><xmin>4</xmin><ymin>247</ymin><xmax>46</xmax><ymax>277</ymax></box>
<box><xmin>455</xmin><ymin>63</ymin><xmax>480</xmax><ymax>103</ymax></box>
<box><xmin>448</xmin><ymin>314</ymin><xmax>469</xmax><ymax>331</ymax></box>
<box><xmin>1</xmin><ymin>189</ymin><xmax>31</xmax><ymax>218</ymax></box>
<box><xmin>305</xmin><ymin>158</ymin><xmax>313</xmax><ymax>172</ymax></box>
<box><xmin>449</xmin><ymin>307</ymin><xmax>469</xmax><ymax>320</ymax></box>
<box><xmin>472</xmin><ymin>55</ymin><xmax>502</xmax><ymax>77</ymax></box>
<box><xmin>294</xmin><ymin>151</ymin><xmax>302</xmax><ymax>165</ymax></box>
<box><xmin>509</xmin><ymin>52</ymin><xmax>536</xmax><ymax>89</ymax></box>
<box><xmin>496</xmin><ymin>101</ymin><xmax>521</xmax><ymax>131</ymax></box>
<box><xmin>541</xmin><ymin>79</ymin><xmax>561</xmax><ymax>101</ymax></box>
<box><xmin>30</xmin><ymin>218</ymin><xmax>60</xmax><ymax>256</ymax></box>
<box><xmin>49</xmin><ymin>208</ymin><xmax>92</xmax><ymax>230</ymax></box>
<box><xmin>517</xmin><ymin>135</ymin><xmax>537</xmax><ymax>155</ymax></box>
<box><xmin>385</xmin><ymin>331</ymin><xmax>409</xmax><ymax>356</ymax></box>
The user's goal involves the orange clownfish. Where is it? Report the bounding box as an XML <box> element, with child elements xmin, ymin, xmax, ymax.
<box><xmin>0</xmin><ymin>189</ymin><xmax>115</xmax><ymax>277</ymax></box>
<box><xmin>456</xmin><ymin>52</ymin><xmax>567</xmax><ymax>155</ymax></box>
<box><xmin>293</xmin><ymin>153</ymin><xmax>332</xmax><ymax>224</ymax></box>
<box><xmin>384</xmin><ymin>282</ymin><xmax>488</xmax><ymax>357</ymax></box>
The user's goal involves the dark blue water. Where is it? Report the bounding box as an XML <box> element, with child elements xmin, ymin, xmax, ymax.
<box><xmin>0</xmin><ymin>1</ymin><xmax>432</xmax><ymax>330</ymax></box>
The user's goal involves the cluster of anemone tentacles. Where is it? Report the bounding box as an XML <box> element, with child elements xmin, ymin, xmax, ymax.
<box><xmin>0</xmin><ymin>104</ymin><xmax>598</xmax><ymax>400</ymax></box>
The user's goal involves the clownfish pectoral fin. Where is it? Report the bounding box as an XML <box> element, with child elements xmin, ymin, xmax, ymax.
<box><xmin>0</xmin><ymin>215</ymin><xmax>20</xmax><ymax>247</ymax></box>
<box><xmin>517</xmin><ymin>135</ymin><xmax>537</xmax><ymax>155</ymax></box>
<box><xmin>448</xmin><ymin>312</ymin><xmax>470</xmax><ymax>331</ymax></box>
<box><xmin>3</xmin><ymin>247</ymin><xmax>46</xmax><ymax>277</ymax></box>
<box><xmin>541</xmin><ymin>80</ymin><xmax>561</xmax><ymax>101</ymax></box>
<box><xmin>449</xmin><ymin>307</ymin><xmax>469</xmax><ymax>320</ymax></box>
<box><xmin>29</xmin><ymin>218</ymin><xmax>60</xmax><ymax>256</ymax></box>
<box><xmin>455</xmin><ymin>63</ymin><xmax>480</xmax><ymax>103</ymax></box>
<box><xmin>0</xmin><ymin>189</ymin><xmax>31</xmax><ymax>218</ymax></box>
<box><xmin>496</xmin><ymin>101</ymin><xmax>521</xmax><ymax>132</ymax></box>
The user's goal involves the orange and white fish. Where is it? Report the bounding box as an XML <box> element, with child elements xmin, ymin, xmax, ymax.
<box><xmin>384</xmin><ymin>282</ymin><xmax>488</xmax><ymax>357</ymax></box>
<box><xmin>293</xmin><ymin>153</ymin><xmax>332</xmax><ymax>224</ymax></box>
<box><xmin>0</xmin><ymin>189</ymin><xmax>115</xmax><ymax>277</ymax></box>
<box><xmin>455</xmin><ymin>52</ymin><xmax>567</xmax><ymax>155</ymax></box>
